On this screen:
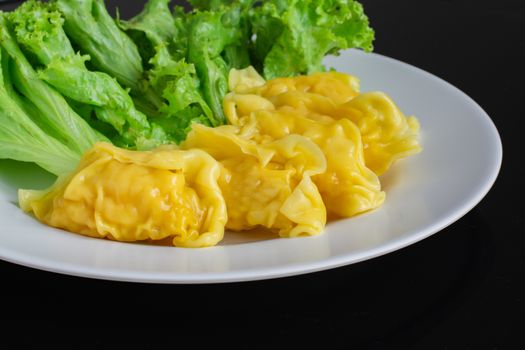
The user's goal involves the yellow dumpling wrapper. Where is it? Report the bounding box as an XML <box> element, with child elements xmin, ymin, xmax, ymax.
<box><xmin>182</xmin><ymin>124</ymin><xmax>327</xmax><ymax>237</ymax></box>
<box><xmin>228</xmin><ymin>68</ymin><xmax>421</xmax><ymax>176</ymax></box>
<box><xmin>335</xmin><ymin>92</ymin><xmax>422</xmax><ymax>175</ymax></box>
<box><xmin>18</xmin><ymin>142</ymin><xmax>227</xmax><ymax>248</ymax></box>
<box><xmin>253</xmin><ymin>71</ymin><xmax>361</xmax><ymax>106</ymax></box>
<box><xmin>229</xmin><ymin>66</ymin><xmax>267</xmax><ymax>93</ymax></box>
<box><xmin>226</xmin><ymin>109</ymin><xmax>385</xmax><ymax>218</ymax></box>
<box><xmin>224</xmin><ymin>71</ymin><xmax>385</xmax><ymax>218</ymax></box>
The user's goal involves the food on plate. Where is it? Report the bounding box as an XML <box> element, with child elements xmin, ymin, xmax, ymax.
<box><xmin>336</xmin><ymin>94</ymin><xmax>422</xmax><ymax>176</ymax></box>
<box><xmin>248</xmin><ymin>0</ymin><xmax>375</xmax><ymax>79</ymax></box>
<box><xmin>54</xmin><ymin>0</ymin><xmax>163</xmax><ymax>114</ymax></box>
<box><xmin>19</xmin><ymin>142</ymin><xmax>227</xmax><ymax>248</ymax></box>
<box><xmin>0</xmin><ymin>0</ymin><xmax>422</xmax><ymax>248</ymax></box>
<box><xmin>182</xmin><ymin>124</ymin><xmax>327</xmax><ymax>237</ymax></box>
<box><xmin>225</xmin><ymin>69</ymin><xmax>419</xmax><ymax>217</ymax></box>
<box><xmin>0</xmin><ymin>14</ymin><xmax>106</xmax><ymax>175</ymax></box>
<box><xmin>0</xmin><ymin>48</ymin><xmax>80</xmax><ymax>176</ymax></box>
<box><xmin>10</xmin><ymin>0</ymin><xmax>168</xmax><ymax>150</ymax></box>
<box><xmin>1</xmin><ymin>0</ymin><xmax>376</xmax><ymax>147</ymax></box>
<box><xmin>227</xmin><ymin>69</ymin><xmax>421</xmax><ymax>177</ymax></box>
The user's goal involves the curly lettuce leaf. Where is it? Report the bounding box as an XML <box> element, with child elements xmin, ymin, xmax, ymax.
<box><xmin>10</xmin><ymin>1</ymin><xmax>168</xmax><ymax>150</ymax></box>
<box><xmin>187</xmin><ymin>5</ymin><xmax>249</xmax><ymax>125</ymax></box>
<box><xmin>147</xmin><ymin>45</ymin><xmax>213</xmax><ymax>141</ymax></box>
<box><xmin>117</xmin><ymin>0</ymin><xmax>176</xmax><ymax>68</ymax></box>
<box><xmin>153</xmin><ymin>105</ymin><xmax>211</xmax><ymax>143</ymax></box>
<box><xmin>170</xmin><ymin>6</ymin><xmax>192</xmax><ymax>61</ymax></box>
<box><xmin>9</xmin><ymin>0</ymin><xmax>73</xmax><ymax>65</ymax></box>
<box><xmin>0</xmin><ymin>14</ymin><xmax>106</xmax><ymax>156</ymax></box>
<box><xmin>187</xmin><ymin>0</ymin><xmax>256</xmax><ymax>11</ymax></box>
<box><xmin>150</xmin><ymin>54</ymin><xmax>211</xmax><ymax>118</ymax></box>
<box><xmin>53</xmin><ymin>0</ymin><xmax>163</xmax><ymax>113</ymax></box>
<box><xmin>250</xmin><ymin>0</ymin><xmax>375</xmax><ymax>79</ymax></box>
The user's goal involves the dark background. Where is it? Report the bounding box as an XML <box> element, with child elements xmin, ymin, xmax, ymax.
<box><xmin>1</xmin><ymin>0</ymin><xmax>523</xmax><ymax>347</ymax></box>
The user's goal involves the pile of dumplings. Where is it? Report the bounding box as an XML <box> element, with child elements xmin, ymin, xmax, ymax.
<box><xmin>20</xmin><ymin>69</ymin><xmax>421</xmax><ymax>247</ymax></box>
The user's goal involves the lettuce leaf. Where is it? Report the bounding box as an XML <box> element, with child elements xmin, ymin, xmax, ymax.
<box><xmin>53</xmin><ymin>0</ymin><xmax>163</xmax><ymax>113</ymax></box>
<box><xmin>250</xmin><ymin>0</ymin><xmax>375</xmax><ymax>79</ymax></box>
<box><xmin>186</xmin><ymin>5</ymin><xmax>249</xmax><ymax>125</ymax></box>
<box><xmin>1</xmin><ymin>0</ymin><xmax>376</xmax><ymax>161</ymax></box>
<box><xmin>148</xmin><ymin>45</ymin><xmax>213</xmax><ymax>142</ymax></box>
<box><xmin>0</xmin><ymin>55</ymin><xmax>79</xmax><ymax>175</ymax></box>
<box><xmin>0</xmin><ymin>13</ymin><xmax>106</xmax><ymax>156</ymax></box>
<box><xmin>10</xmin><ymin>0</ymin><xmax>168</xmax><ymax>150</ymax></box>
<box><xmin>117</xmin><ymin>0</ymin><xmax>176</xmax><ymax>68</ymax></box>
<box><xmin>0</xmin><ymin>13</ymin><xmax>105</xmax><ymax>175</ymax></box>
<box><xmin>187</xmin><ymin>0</ymin><xmax>256</xmax><ymax>11</ymax></box>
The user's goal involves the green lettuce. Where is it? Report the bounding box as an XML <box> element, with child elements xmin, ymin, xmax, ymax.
<box><xmin>0</xmin><ymin>48</ymin><xmax>79</xmax><ymax>175</ymax></box>
<box><xmin>250</xmin><ymin>0</ymin><xmax>375</xmax><ymax>79</ymax></box>
<box><xmin>148</xmin><ymin>45</ymin><xmax>213</xmax><ymax>142</ymax></box>
<box><xmin>187</xmin><ymin>0</ymin><xmax>256</xmax><ymax>11</ymax></box>
<box><xmin>9</xmin><ymin>0</ymin><xmax>168</xmax><ymax>150</ymax></box>
<box><xmin>117</xmin><ymin>0</ymin><xmax>176</xmax><ymax>67</ymax></box>
<box><xmin>0</xmin><ymin>13</ymin><xmax>106</xmax><ymax>175</ymax></box>
<box><xmin>1</xmin><ymin>0</ymin><xmax>376</xmax><ymax>169</ymax></box>
<box><xmin>124</xmin><ymin>0</ymin><xmax>374</xmax><ymax>131</ymax></box>
<box><xmin>53</xmin><ymin>0</ymin><xmax>163</xmax><ymax>114</ymax></box>
<box><xmin>122</xmin><ymin>0</ymin><xmax>224</xmax><ymax>135</ymax></box>
<box><xmin>0</xmin><ymin>13</ymin><xmax>106</xmax><ymax>156</ymax></box>
<box><xmin>186</xmin><ymin>5</ymin><xmax>250</xmax><ymax>125</ymax></box>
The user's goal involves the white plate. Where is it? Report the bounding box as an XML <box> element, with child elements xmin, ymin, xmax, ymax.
<box><xmin>0</xmin><ymin>49</ymin><xmax>502</xmax><ymax>283</ymax></box>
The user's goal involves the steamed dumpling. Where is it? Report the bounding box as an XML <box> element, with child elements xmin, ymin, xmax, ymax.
<box><xmin>336</xmin><ymin>92</ymin><xmax>422</xmax><ymax>175</ymax></box>
<box><xmin>19</xmin><ymin>142</ymin><xmax>227</xmax><ymax>247</ymax></box>
<box><xmin>224</xmin><ymin>69</ymin><xmax>387</xmax><ymax>218</ymax></box>
<box><xmin>226</xmin><ymin>109</ymin><xmax>385</xmax><ymax>218</ymax></box>
<box><xmin>228</xmin><ymin>68</ymin><xmax>422</xmax><ymax>176</ymax></box>
<box><xmin>182</xmin><ymin>124</ymin><xmax>327</xmax><ymax>237</ymax></box>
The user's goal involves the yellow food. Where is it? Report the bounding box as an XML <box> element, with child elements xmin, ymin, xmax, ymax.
<box><xmin>182</xmin><ymin>124</ymin><xmax>327</xmax><ymax>237</ymax></box>
<box><xmin>19</xmin><ymin>142</ymin><xmax>227</xmax><ymax>248</ymax></box>
<box><xmin>335</xmin><ymin>93</ymin><xmax>421</xmax><ymax>175</ymax></box>
<box><xmin>227</xmin><ymin>68</ymin><xmax>421</xmax><ymax>176</ymax></box>
<box><xmin>226</xmin><ymin>109</ymin><xmax>385</xmax><ymax>218</ymax></box>
<box><xmin>19</xmin><ymin>69</ymin><xmax>421</xmax><ymax>247</ymax></box>
<box><xmin>224</xmin><ymin>69</ymin><xmax>410</xmax><ymax>217</ymax></box>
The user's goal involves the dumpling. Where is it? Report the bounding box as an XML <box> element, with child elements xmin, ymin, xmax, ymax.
<box><xmin>182</xmin><ymin>124</ymin><xmax>327</xmax><ymax>237</ymax></box>
<box><xmin>335</xmin><ymin>92</ymin><xmax>422</xmax><ymax>175</ymax></box>
<box><xmin>224</xmin><ymin>70</ymin><xmax>385</xmax><ymax>218</ymax></box>
<box><xmin>228</xmin><ymin>68</ymin><xmax>421</xmax><ymax>176</ymax></box>
<box><xmin>19</xmin><ymin>142</ymin><xmax>227</xmax><ymax>248</ymax></box>
<box><xmin>227</xmin><ymin>110</ymin><xmax>385</xmax><ymax>218</ymax></box>
<box><xmin>252</xmin><ymin>71</ymin><xmax>361</xmax><ymax>105</ymax></box>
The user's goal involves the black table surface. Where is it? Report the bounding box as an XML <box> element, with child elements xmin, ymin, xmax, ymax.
<box><xmin>1</xmin><ymin>0</ymin><xmax>523</xmax><ymax>347</ymax></box>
